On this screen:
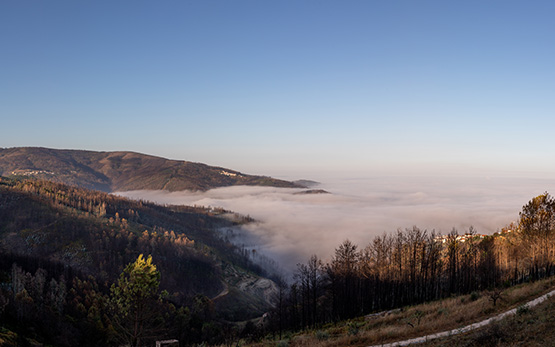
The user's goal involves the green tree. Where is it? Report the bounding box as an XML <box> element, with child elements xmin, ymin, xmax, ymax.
<box><xmin>110</xmin><ymin>254</ymin><xmax>165</xmax><ymax>346</ymax></box>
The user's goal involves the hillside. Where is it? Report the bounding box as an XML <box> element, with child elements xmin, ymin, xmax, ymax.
<box><xmin>248</xmin><ymin>276</ymin><xmax>555</xmax><ymax>346</ymax></box>
<box><xmin>0</xmin><ymin>147</ymin><xmax>303</xmax><ymax>192</ymax></box>
<box><xmin>0</xmin><ymin>177</ymin><xmax>276</xmax><ymax>320</ymax></box>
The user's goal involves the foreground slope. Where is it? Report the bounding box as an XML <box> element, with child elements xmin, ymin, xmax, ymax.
<box><xmin>251</xmin><ymin>276</ymin><xmax>555</xmax><ymax>347</ymax></box>
<box><xmin>0</xmin><ymin>147</ymin><xmax>302</xmax><ymax>192</ymax></box>
<box><xmin>423</xmin><ymin>291</ymin><xmax>555</xmax><ymax>346</ymax></box>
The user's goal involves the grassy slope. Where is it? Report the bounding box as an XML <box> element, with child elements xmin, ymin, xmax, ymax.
<box><xmin>422</xmin><ymin>296</ymin><xmax>555</xmax><ymax>346</ymax></box>
<box><xmin>250</xmin><ymin>276</ymin><xmax>555</xmax><ymax>347</ymax></box>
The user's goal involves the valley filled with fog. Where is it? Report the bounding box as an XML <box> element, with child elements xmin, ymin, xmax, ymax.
<box><xmin>118</xmin><ymin>175</ymin><xmax>555</xmax><ymax>273</ymax></box>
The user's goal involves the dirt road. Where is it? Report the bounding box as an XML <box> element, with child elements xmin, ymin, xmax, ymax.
<box><xmin>368</xmin><ymin>288</ymin><xmax>555</xmax><ymax>347</ymax></box>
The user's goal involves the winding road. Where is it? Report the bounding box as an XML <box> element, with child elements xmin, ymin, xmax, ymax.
<box><xmin>368</xmin><ymin>288</ymin><xmax>555</xmax><ymax>347</ymax></box>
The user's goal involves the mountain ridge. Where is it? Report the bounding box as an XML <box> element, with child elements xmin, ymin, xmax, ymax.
<box><xmin>0</xmin><ymin>147</ymin><xmax>303</xmax><ymax>192</ymax></box>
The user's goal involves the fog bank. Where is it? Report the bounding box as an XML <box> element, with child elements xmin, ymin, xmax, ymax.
<box><xmin>117</xmin><ymin>176</ymin><xmax>555</xmax><ymax>273</ymax></box>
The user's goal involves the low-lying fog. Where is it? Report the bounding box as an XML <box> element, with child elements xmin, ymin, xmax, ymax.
<box><xmin>117</xmin><ymin>176</ymin><xmax>555</xmax><ymax>274</ymax></box>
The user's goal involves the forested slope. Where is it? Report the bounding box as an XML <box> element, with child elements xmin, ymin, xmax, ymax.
<box><xmin>0</xmin><ymin>176</ymin><xmax>279</xmax><ymax>345</ymax></box>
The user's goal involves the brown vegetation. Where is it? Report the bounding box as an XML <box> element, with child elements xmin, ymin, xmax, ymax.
<box><xmin>0</xmin><ymin>147</ymin><xmax>303</xmax><ymax>192</ymax></box>
<box><xmin>0</xmin><ymin>177</ymin><xmax>276</xmax><ymax>345</ymax></box>
<box><xmin>257</xmin><ymin>193</ymin><xmax>555</xmax><ymax>345</ymax></box>
<box><xmin>2</xmin><ymin>173</ymin><xmax>555</xmax><ymax>346</ymax></box>
<box><xmin>250</xmin><ymin>276</ymin><xmax>555</xmax><ymax>347</ymax></box>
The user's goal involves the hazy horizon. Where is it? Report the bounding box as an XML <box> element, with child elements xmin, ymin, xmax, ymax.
<box><xmin>3</xmin><ymin>1</ymin><xmax>555</xmax><ymax>271</ymax></box>
<box><xmin>118</xmin><ymin>174</ymin><xmax>555</xmax><ymax>273</ymax></box>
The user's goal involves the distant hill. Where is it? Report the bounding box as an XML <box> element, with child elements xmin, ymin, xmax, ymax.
<box><xmin>293</xmin><ymin>189</ymin><xmax>330</xmax><ymax>195</ymax></box>
<box><xmin>0</xmin><ymin>147</ymin><xmax>303</xmax><ymax>192</ymax></box>
<box><xmin>293</xmin><ymin>179</ymin><xmax>320</xmax><ymax>188</ymax></box>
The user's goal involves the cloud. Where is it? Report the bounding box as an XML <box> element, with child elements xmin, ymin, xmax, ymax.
<box><xmin>117</xmin><ymin>176</ymin><xmax>555</xmax><ymax>274</ymax></box>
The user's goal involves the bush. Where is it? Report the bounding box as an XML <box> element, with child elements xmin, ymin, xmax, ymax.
<box><xmin>482</xmin><ymin>307</ymin><xmax>495</xmax><ymax>315</ymax></box>
<box><xmin>470</xmin><ymin>291</ymin><xmax>480</xmax><ymax>301</ymax></box>
<box><xmin>516</xmin><ymin>304</ymin><xmax>530</xmax><ymax>316</ymax></box>
<box><xmin>316</xmin><ymin>330</ymin><xmax>329</xmax><ymax>341</ymax></box>
<box><xmin>473</xmin><ymin>321</ymin><xmax>507</xmax><ymax>345</ymax></box>
<box><xmin>347</xmin><ymin>322</ymin><xmax>359</xmax><ymax>336</ymax></box>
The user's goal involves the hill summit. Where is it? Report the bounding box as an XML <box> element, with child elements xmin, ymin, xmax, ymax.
<box><xmin>0</xmin><ymin>147</ymin><xmax>302</xmax><ymax>192</ymax></box>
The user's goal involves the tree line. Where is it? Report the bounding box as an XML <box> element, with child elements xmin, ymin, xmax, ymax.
<box><xmin>266</xmin><ymin>192</ymin><xmax>555</xmax><ymax>336</ymax></box>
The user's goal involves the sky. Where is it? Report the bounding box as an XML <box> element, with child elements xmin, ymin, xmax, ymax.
<box><xmin>2</xmin><ymin>1</ymin><xmax>555</xmax><ymax>178</ymax></box>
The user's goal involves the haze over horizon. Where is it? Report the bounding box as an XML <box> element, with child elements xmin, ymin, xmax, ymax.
<box><xmin>118</xmin><ymin>175</ymin><xmax>555</xmax><ymax>273</ymax></box>
<box><xmin>2</xmin><ymin>1</ymin><xmax>555</xmax><ymax>179</ymax></box>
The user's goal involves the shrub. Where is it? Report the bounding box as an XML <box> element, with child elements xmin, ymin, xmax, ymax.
<box><xmin>482</xmin><ymin>307</ymin><xmax>495</xmax><ymax>315</ymax></box>
<box><xmin>347</xmin><ymin>322</ymin><xmax>359</xmax><ymax>336</ymax></box>
<box><xmin>473</xmin><ymin>321</ymin><xmax>507</xmax><ymax>345</ymax></box>
<box><xmin>516</xmin><ymin>304</ymin><xmax>530</xmax><ymax>316</ymax></box>
<box><xmin>315</xmin><ymin>330</ymin><xmax>329</xmax><ymax>341</ymax></box>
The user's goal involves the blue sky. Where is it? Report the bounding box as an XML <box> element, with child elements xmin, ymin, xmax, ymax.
<box><xmin>2</xmin><ymin>1</ymin><xmax>555</xmax><ymax>178</ymax></box>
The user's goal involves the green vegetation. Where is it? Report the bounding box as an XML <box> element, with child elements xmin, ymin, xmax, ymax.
<box><xmin>110</xmin><ymin>254</ymin><xmax>165</xmax><ymax>346</ymax></box>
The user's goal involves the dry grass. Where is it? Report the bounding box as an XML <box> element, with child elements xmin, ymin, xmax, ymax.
<box><xmin>246</xmin><ymin>276</ymin><xmax>555</xmax><ymax>347</ymax></box>
<box><xmin>422</xmin><ymin>294</ymin><xmax>555</xmax><ymax>346</ymax></box>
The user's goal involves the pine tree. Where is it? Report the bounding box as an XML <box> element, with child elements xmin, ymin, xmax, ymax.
<box><xmin>110</xmin><ymin>254</ymin><xmax>166</xmax><ymax>346</ymax></box>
